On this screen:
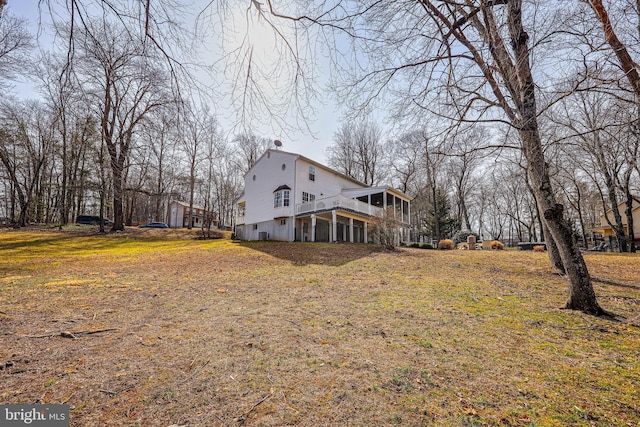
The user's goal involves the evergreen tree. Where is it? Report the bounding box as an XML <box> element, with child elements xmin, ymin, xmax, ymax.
<box><xmin>422</xmin><ymin>188</ymin><xmax>459</xmax><ymax>241</ymax></box>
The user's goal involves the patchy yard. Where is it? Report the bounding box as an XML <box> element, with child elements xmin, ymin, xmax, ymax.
<box><xmin>0</xmin><ymin>229</ymin><xmax>639</xmax><ymax>426</ymax></box>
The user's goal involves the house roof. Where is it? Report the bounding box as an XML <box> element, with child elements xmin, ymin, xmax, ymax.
<box><xmin>247</xmin><ymin>148</ymin><xmax>411</xmax><ymax>199</ymax></box>
<box><xmin>600</xmin><ymin>197</ymin><xmax>640</xmax><ymax>215</ymax></box>
<box><xmin>341</xmin><ymin>186</ymin><xmax>410</xmax><ymax>201</ymax></box>
<box><xmin>170</xmin><ymin>200</ymin><xmax>211</xmax><ymax>212</ymax></box>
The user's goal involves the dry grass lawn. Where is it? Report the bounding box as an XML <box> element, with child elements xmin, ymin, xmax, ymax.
<box><xmin>0</xmin><ymin>228</ymin><xmax>639</xmax><ymax>426</ymax></box>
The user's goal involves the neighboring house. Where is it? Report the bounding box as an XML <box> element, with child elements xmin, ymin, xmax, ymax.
<box><xmin>167</xmin><ymin>200</ymin><xmax>218</xmax><ymax>229</ymax></box>
<box><xmin>592</xmin><ymin>198</ymin><xmax>640</xmax><ymax>241</ymax></box>
<box><xmin>235</xmin><ymin>149</ymin><xmax>411</xmax><ymax>243</ymax></box>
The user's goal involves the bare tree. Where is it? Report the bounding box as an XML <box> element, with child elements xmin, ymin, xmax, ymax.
<box><xmin>143</xmin><ymin>113</ymin><xmax>179</xmax><ymax>222</ymax></box>
<box><xmin>387</xmin><ymin>131</ymin><xmax>423</xmax><ymax>195</ymax></box>
<box><xmin>261</xmin><ymin>1</ymin><xmax>603</xmax><ymax>313</ymax></box>
<box><xmin>327</xmin><ymin>120</ymin><xmax>386</xmax><ymax>186</ymax></box>
<box><xmin>0</xmin><ymin>9</ymin><xmax>32</xmax><ymax>88</ymax></box>
<box><xmin>585</xmin><ymin>0</ymin><xmax>640</xmax><ymax>251</ymax></box>
<box><xmin>199</xmin><ymin>115</ymin><xmax>225</xmax><ymax>237</ymax></box>
<box><xmin>445</xmin><ymin>128</ymin><xmax>486</xmax><ymax>232</ymax></box>
<box><xmin>0</xmin><ymin>101</ymin><xmax>55</xmax><ymax>226</ymax></box>
<box><xmin>232</xmin><ymin>132</ymin><xmax>272</xmax><ymax>174</ymax></box>
<box><xmin>552</xmin><ymin>87</ymin><xmax>630</xmax><ymax>251</ymax></box>
<box><xmin>179</xmin><ymin>108</ymin><xmax>220</xmax><ymax>230</ymax></box>
<box><xmin>73</xmin><ymin>19</ymin><xmax>174</xmax><ymax>231</ymax></box>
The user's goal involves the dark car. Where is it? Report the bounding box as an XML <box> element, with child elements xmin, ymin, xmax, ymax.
<box><xmin>138</xmin><ymin>222</ymin><xmax>169</xmax><ymax>229</ymax></box>
<box><xmin>76</xmin><ymin>215</ymin><xmax>112</xmax><ymax>225</ymax></box>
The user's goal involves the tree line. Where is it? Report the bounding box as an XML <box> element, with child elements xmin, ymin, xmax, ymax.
<box><xmin>0</xmin><ymin>1</ymin><xmax>637</xmax><ymax>247</ymax></box>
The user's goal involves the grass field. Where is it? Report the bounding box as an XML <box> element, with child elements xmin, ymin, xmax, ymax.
<box><xmin>0</xmin><ymin>228</ymin><xmax>639</xmax><ymax>426</ymax></box>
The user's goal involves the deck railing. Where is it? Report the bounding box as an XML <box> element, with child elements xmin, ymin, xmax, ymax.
<box><xmin>296</xmin><ymin>194</ymin><xmax>384</xmax><ymax>217</ymax></box>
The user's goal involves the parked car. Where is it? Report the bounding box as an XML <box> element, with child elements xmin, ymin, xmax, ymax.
<box><xmin>76</xmin><ymin>215</ymin><xmax>112</xmax><ymax>225</ymax></box>
<box><xmin>138</xmin><ymin>222</ymin><xmax>169</xmax><ymax>229</ymax></box>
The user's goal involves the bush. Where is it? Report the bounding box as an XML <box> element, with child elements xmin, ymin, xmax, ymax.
<box><xmin>457</xmin><ymin>242</ymin><xmax>469</xmax><ymax>250</ymax></box>
<box><xmin>491</xmin><ymin>240</ymin><xmax>505</xmax><ymax>250</ymax></box>
<box><xmin>370</xmin><ymin>207</ymin><xmax>402</xmax><ymax>250</ymax></box>
<box><xmin>533</xmin><ymin>245</ymin><xmax>546</xmax><ymax>252</ymax></box>
<box><xmin>438</xmin><ymin>239</ymin><xmax>454</xmax><ymax>250</ymax></box>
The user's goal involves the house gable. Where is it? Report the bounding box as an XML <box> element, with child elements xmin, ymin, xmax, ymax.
<box><xmin>243</xmin><ymin>150</ymin><xmax>297</xmax><ymax>225</ymax></box>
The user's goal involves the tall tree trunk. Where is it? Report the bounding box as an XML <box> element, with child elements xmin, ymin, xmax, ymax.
<box><xmin>624</xmin><ymin>191</ymin><xmax>636</xmax><ymax>252</ymax></box>
<box><xmin>107</xmin><ymin>146</ymin><xmax>126</xmax><ymax>231</ymax></box>
<box><xmin>541</xmin><ymin>214</ymin><xmax>565</xmax><ymax>274</ymax></box>
<box><xmin>590</xmin><ymin>0</ymin><xmax>640</xmax><ymax>97</ymax></box>
<box><xmin>508</xmin><ymin>0</ymin><xmax>603</xmax><ymax>314</ymax></box>
<box><xmin>187</xmin><ymin>165</ymin><xmax>195</xmax><ymax>230</ymax></box>
<box><xmin>527</xmin><ymin>169</ymin><xmax>564</xmax><ymax>272</ymax></box>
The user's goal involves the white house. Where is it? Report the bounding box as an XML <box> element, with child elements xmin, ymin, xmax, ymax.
<box><xmin>235</xmin><ymin>149</ymin><xmax>411</xmax><ymax>243</ymax></box>
<box><xmin>167</xmin><ymin>200</ymin><xmax>217</xmax><ymax>229</ymax></box>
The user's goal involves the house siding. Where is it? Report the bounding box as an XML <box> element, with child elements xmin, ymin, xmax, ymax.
<box><xmin>595</xmin><ymin>199</ymin><xmax>640</xmax><ymax>240</ymax></box>
<box><xmin>167</xmin><ymin>201</ymin><xmax>217</xmax><ymax>228</ymax></box>
<box><xmin>243</xmin><ymin>151</ymin><xmax>297</xmax><ymax>226</ymax></box>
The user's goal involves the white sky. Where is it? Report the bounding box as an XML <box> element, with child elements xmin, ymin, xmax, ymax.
<box><xmin>5</xmin><ymin>0</ymin><xmax>340</xmax><ymax>163</ymax></box>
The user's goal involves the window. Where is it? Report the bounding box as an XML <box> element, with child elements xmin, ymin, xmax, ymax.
<box><xmin>309</xmin><ymin>166</ymin><xmax>315</xmax><ymax>181</ymax></box>
<box><xmin>253</xmin><ymin>224</ymin><xmax>258</xmax><ymax>230</ymax></box>
<box><xmin>280</xmin><ymin>219</ymin><xmax>287</xmax><ymax>225</ymax></box>
<box><xmin>302</xmin><ymin>192</ymin><xmax>316</xmax><ymax>203</ymax></box>
<box><xmin>281</xmin><ymin>163</ymin><xmax>286</xmax><ymax>171</ymax></box>
<box><xmin>274</xmin><ymin>190</ymin><xmax>290</xmax><ymax>207</ymax></box>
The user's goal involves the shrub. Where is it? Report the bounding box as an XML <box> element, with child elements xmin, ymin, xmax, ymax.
<box><xmin>533</xmin><ymin>245</ymin><xmax>546</xmax><ymax>252</ymax></box>
<box><xmin>491</xmin><ymin>240</ymin><xmax>505</xmax><ymax>250</ymax></box>
<box><xmin>438</xmin><ymin>239</ymin><xmax>454</xmax><ymax>250</ymax></box>
<box><xmin>457</xmin><ymin>242</ymin><xmax>469</xmax><ymax>250</ymax></box>
<box><xmin>370</xmin><ymin>207</ymin><xmax>402</xmax><ymax>250</ymax></box>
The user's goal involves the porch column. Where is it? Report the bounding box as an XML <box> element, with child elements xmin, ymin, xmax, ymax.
<box><xmin>364</xmin><ymin>222</ymin><xmax>368</xmax><ymax>244</ymax></box>
<box><xmin>349</xmin><ymin>218</ymin><xmax>354</xmax><ymax>243</ymax></box>
<box><xmin>393</xmin><ymin>195</ymin><xmax>397</xmax><ymax>219</ymax></box>
<box><xmin>311</xmin><ymin>214</ymin><xmax>316</xmax><ymax>242</ymax></box>
<box><xmin>332</xmin><ymin>210</ymin><xmax>337</xmax><ymax>242</ymax></box>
